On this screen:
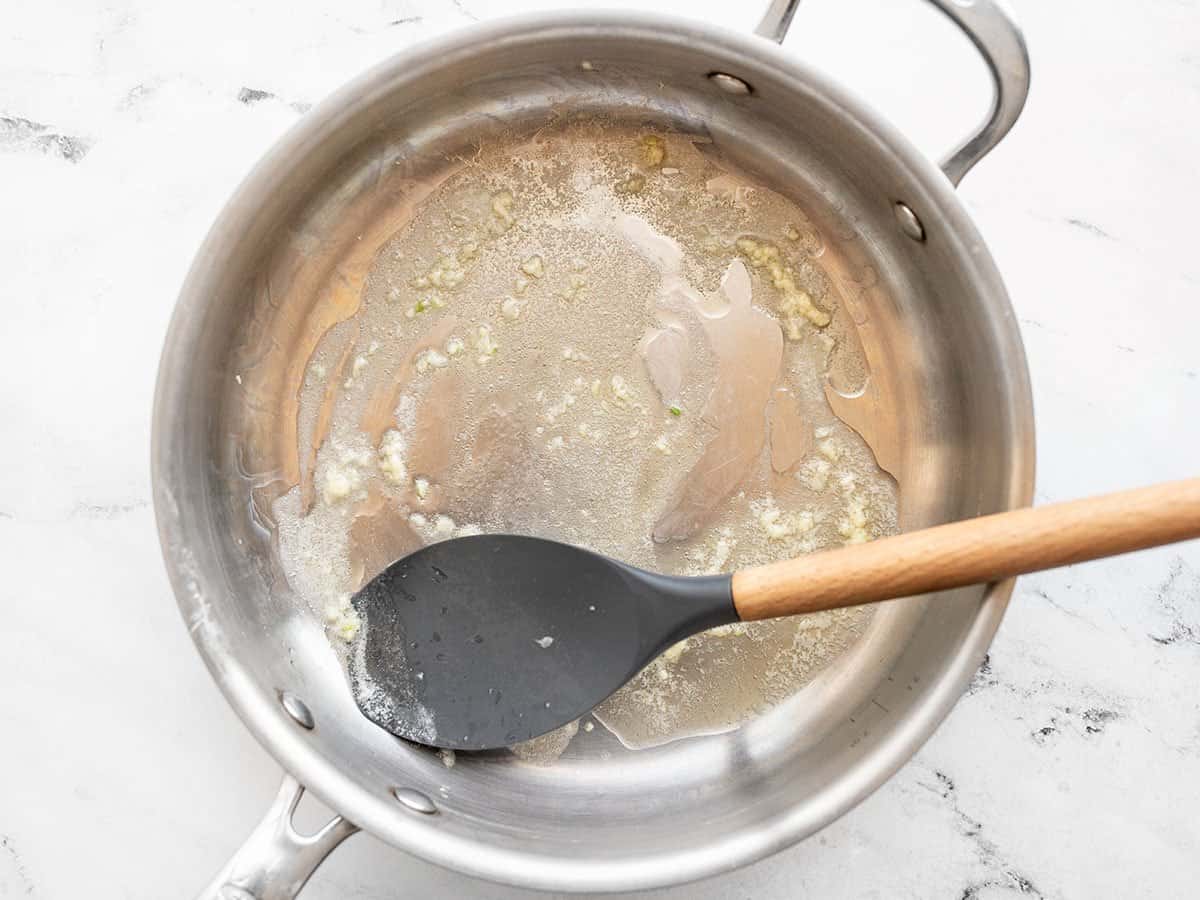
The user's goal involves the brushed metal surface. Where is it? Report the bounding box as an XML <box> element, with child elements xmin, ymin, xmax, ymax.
<box><xmin>153</xmin><ymin>8</ymin><xmax>1034</xmax><ymax>895</ymax></box>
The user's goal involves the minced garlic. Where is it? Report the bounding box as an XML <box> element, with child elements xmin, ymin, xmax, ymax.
<box><xmin>323</xmin><ymin>594</ymin><xmax>361</xmax><ymax>642</ymax></box>
<box><xmin>415</xmin><ymin>348</ymin><xmax>449</xmax><ymax>373</ymax></box>
<box><xmin>561</xmin><ymin>273</ymin><xmax>587</xmax><ymax>302</ymax></box>
<box><xmin>616</xmin><ymin>174</ymin><xmax>646</xmax><ymax>194</ymax></box>
<box><xmin>710</xmin><ymin>622</ymin><xmax>749</xmax><ymax>638</ymax></box>
<box><xmin>735</xmin><ymin>237</ymin><xmax>831</xmax><ymax>332</ymax></box>
<box><xmin>378</xmin><ymin>430</ymin><xmax>408</xmax><ymax>485</ymax></box>
<box><xmin>641</xmin><ymin>135</ymin><xmax>667</xmax><ymax>167</ymax></box>
<box><xmin>663</xmin><ymin>638</ymin><xmax>689</xmax><ymax>662</ymax></box>
<box><xmin>798</xmin><ymin>457</ymin><xmax>832</xmax><ymax>492</ymax></box>
<box><xmin>817</xmin><ymin>439</ymin><xmax>842</xmax><ymax>461</ymax></box>
<box><xmin>609</xmin><ymin>374</ymin><xmax>634</xmax><ymax>405</ymax></box>
<box><xmin>343</xmin><ymin>353</ymin><xmax>369</xmax><ymax>388</ymax></box>
<box><xmin>754</xmin><ymin>500</ymin><xmax>815</xmax><ymax>541</ymax></box>
<box><xmin>838</xmin><ymin>495</ymin><xmax>872</xmax><ymax>545</ymax></box>
<box><xmin>491</xmin><ymin>190</ymin><xmax>515</xmax><ymax>232</ymax></box>
<box><xmin>320</xmin><ymin>464</ymin><xmax>360</xmax><ymax>505</ymax></box>
<box><xmin>415</xmin><ymin>253</ymin><xmax>467</xmax><ymax>290</ymax></box>
<box><xmin>500</xmin><ymin>297</ymin><xmax>522</xmax><ymax>320</ymax></box>
<box><xmin>475</xmin><ymin>324</ymin><xmax>499</xmax><ymax>361</ymax></box>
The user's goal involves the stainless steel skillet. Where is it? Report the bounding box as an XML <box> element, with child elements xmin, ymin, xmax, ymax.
<box><xmin>152</xmin><ymin>0</ymin><xmax>1033</xmax><ymax>895</ymax></box>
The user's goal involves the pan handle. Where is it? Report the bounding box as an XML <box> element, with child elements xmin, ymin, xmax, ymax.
<box><xmin>196</xmin><ymin>775</ymin><xmax>358</xmax><ymax>900</ymax></box>
<box><xmin>756</xmin><ymin>0</ymin><xmax>1031</xmax><ymax>186</ymax></box>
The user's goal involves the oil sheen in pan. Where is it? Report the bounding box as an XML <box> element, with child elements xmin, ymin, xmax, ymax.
<box><xmin>264</xmin><ymin>122</ymin><xmax>899</xmax><ymax>755</ymax></box>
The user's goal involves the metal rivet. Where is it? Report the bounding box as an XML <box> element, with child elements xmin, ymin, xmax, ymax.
<box><xmin>708</xmin><ymin>73</ymin><xmax>752</xmax><ymax>96</ymax></box>
<box><xmin>392</xmin><ymin>787</ymin><xmax>438</xmax><ymax>815</ymax></box>
<box><xmin>894</xmin><ymin>202</ymin><xmax>926</xmax><ymax>242</ymax></box>
<box><xmin>279</xmin><ymin>691</ymin><xmax>314</xmax><ymax>730</ymax></box>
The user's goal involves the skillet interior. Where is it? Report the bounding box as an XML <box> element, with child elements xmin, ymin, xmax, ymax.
<box><xmin>153</xmin><ymin>13</ymin><xmax>1033</xmax><ymax>892</ymax></box>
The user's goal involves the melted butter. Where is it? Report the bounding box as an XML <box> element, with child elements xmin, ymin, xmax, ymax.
<box><xmin>262</xmin><ymin>123</ymin><xmax>899</xmax><ymax>755</ymax></box>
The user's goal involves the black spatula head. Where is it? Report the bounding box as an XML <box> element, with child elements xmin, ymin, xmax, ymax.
<box><xmin>349</xmin><ymin>534</ymin><xmax>735</xmax><ymax>750</ymax></box>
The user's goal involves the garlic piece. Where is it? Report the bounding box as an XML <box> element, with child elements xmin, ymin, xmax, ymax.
<box><xmin>616</xmin><ymin>174</ymin><xmax>646</xmax><ymax>194</ymax></box>
<box><xmin>561</xmin><ymin>273</ymin><xmax>587</xmax><ymax>301</ymax></box>
<box><xmin>754</xmin><ymin>501</ymin><xmax>814</xmax><ymax>541</ymax></box>
<box><xmin>324</xmin><ymin>595</ymin><xmax>361</xmax><ymax>643</ymax></box>
<box><xmin>641</xmin><ymin>134</ymin><xmax>667</xmax><ymax>167</ymax></box>
<box><xmin>491</xmin><ymin>190</ymin><xmax>515</xmax><ymax>232</ymax></box>
<box><xmin>521</xmin><ymin>255</ymin><xmax>545</xmax><ymax>278</ymax></box>
<box><xmin>609</xmin><ymin>375</ymin><xmax>634</xmax><ymax>405</ymax></box>
<box><xmin>419</xmin><ymin>253</ymin><xmax>467</xmax><ymax>290</ymax></box>
<box><xmin>475</xmin><ymin>324</ymin><xmax>499</xmax><ymax>361</ymax></box>
<box><xmin>500</xmin><ymin>297</ymin><xmax>522</xmax><ymax>320</ymax></box>
<box><xmin>415</xmin><ymin>348</ymin><xmax>450</xmax><ymax>373</ymax></box>
<box><xmin>757</xmin><ymin>505</ymin><xmax>792</xmax><ymax>540</ymax></box>
<box><xmin>798</xmin><ymin>457</ymin><xmax>832</xmax><ymax>492</ymax></box>
<box><xmin>735</xmin><ymin>237</ymin><xmax>831</xmax><ymax>331</ymax></box>
<box><xmin>378</xmin><ymin>430</ymin><xmax>408</xmax><ymax>485</ymax></box>
<box><xmin>817</xmin><ymin>439</ymin><xmax>842</xmax><ymax>461</ymax></box>
<box><xmin>321</xmin><ymin>465</ymin><xmax>360</xmax><ymax>505</ymax></box>
<box><xmin>838</xmin><ymin>496</ymin><xmax>872</xmax><ymax>545</ymax></box>
<box><xmin>663</xmin><ymin>638</ymin><xmax>689</xmax><ymax>662</ymax></box>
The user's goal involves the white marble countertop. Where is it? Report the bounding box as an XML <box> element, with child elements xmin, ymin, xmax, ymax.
<box><xmin>3</xmin><ymin>0</ymin><xmax>1198</xmax><ymax>896</ymax></box>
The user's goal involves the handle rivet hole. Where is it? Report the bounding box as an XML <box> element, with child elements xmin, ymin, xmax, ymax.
<box><xmin>279</xmin><ymin>691</ymin><xmax>315</xmax><ymax>729</ymax></box>
<box><xmin>392</xmin><ymin>787</ymin><xmax>438</xmax><ymax>814</ymax></box>
<box><xmin>708</xmin><ymin>72</ymin><xmax>753</xmax><ymax>96</ymax></box>
<box><xmin>894</xmin><ymin>202</ymin><xmax>926</xmax><ymax>242</ymax></box>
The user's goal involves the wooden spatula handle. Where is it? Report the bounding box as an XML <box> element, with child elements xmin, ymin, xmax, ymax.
<box><xmin>732</xmin><ymin>478</ymin><xmax>1200</xmax><ymax>621</ymax></box>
